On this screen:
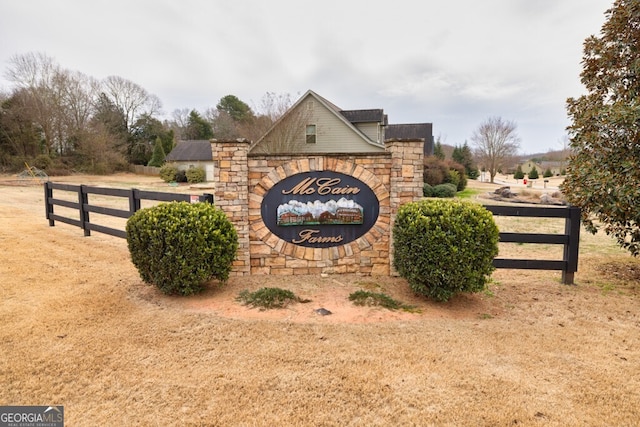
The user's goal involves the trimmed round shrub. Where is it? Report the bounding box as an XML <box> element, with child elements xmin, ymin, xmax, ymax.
<box><xmin>393</xmin><ymin>199</ymin><xmax>499</xmax><ymax>302</ymax></box>
<box><xmin>186</xmin><ymin>166</ymin><xmax>206</xmax><ymax>183</ymax></box>
<box><xmin>432</xmin><ymin>183</ymin><xmax>457</xmax><ymax>198</ymax></box>
<box><xmin>423</xmin><ymin>183</ymin><xmax>434</xmax><ymax>197</ymax></box>
<box><xmin>126</xmin><ymin>202</ymin><xmax>238</xmax><ymax>295</ymax></box>
<box><xmin>159</xmin><ymin>164</ymin><xmax>178</xmax><ymax>182</ymax></box>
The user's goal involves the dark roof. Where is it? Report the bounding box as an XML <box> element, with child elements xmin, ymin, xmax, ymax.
<box><xmin>165</xmin><ymin>140</ymin><xmax>213</xmax><ymax>162</ymax></box>
<box><xmin>340</xmin><ymin>109</ymin><xmax>385</xmax><ymax>124</ymax></box>
<box><xmin>385</xmin><ymin>123</ymin><xmax>434</xmax><ymax>156</ymax></box>
<box><xmin>385</xmin><ymin>123</ymin><xmax>432</xmax><ymax>140</ymax></box>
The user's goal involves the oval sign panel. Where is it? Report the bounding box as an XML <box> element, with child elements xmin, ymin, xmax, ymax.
<box><xmin>261</xmin><ymin>171</ymin><xmax>379</xmax><ymax>248</ymax></box>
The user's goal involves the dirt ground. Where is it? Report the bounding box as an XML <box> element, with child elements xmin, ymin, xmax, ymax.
<box><xmin>1</xmin><ymin>173</ymin><xmax>639</xmax><ymax>426</ymax></box>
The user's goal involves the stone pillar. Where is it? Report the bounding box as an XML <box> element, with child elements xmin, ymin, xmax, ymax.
<box><xmin>386</xmin><ymin>138</ymin><xmax>424</xmax><ymax>274</ymax></box>
<box><xmin>210</xmin><ymin>139</ymin><xmax>250</xmax><ymax>276</ymax></box>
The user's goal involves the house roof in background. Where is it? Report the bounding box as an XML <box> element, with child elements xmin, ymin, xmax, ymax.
<box><xmin>340</xmin><ymin>109</ymin><xmax>386</xmax><ymax>124</ymax></box>
<box><xmin>165</xmin><ymin>140</ymin><xmax>213</xmax><ymax>161</ymax></box>
<box><xmin>385</xmin><ymin>123</ymin><xmax>433</xmax><ymax>141</ymax></box>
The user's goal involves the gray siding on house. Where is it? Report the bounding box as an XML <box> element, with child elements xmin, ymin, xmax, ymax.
<box><xmin>354</xmin><ymin>122</ymin><xmax>381</xmax><ymax>143</ymax></box>
<box><xmin>307</xmin><ymin>101</ymin><xmax>383</xmax><ymax>152</ymax></box>
<box><xmin>255</xmin><ymin>93</ymin><xmax>385</xmax><ymax>153</ymax></box>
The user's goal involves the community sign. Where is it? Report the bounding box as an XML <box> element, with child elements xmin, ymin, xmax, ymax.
<box><xmin>261</xmin><ymin>171</ymin><xmax>379</xmax><ymax>248</ymax></box>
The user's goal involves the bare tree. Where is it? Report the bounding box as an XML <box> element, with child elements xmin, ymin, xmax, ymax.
<box><xmin>4</xmin><ymin>52</ymin><xmax>62</xmax><ymax>155</ymax></box>
<box><xmin>171</xmin><ymin>108</ymin><xmax>190</xmax><ymax>128</ymax></box>
<box><xmin>204</xmin><ymin>108</ymin><xmax>239</xmax><ymax>140</ymax></box>
<box><xmin>102</xmin><ymin>75</ymin><xmax>161</xmax><ymax>131</ymax></box>
<box><xmin>471</xmin><ymin>116</ymin><xmax>520</xmax><ymax>183</ymax></box>
<box><xmin>60</xmin><ymin>70</ymin><xmax>100</xmax><ymax>132</ymax></box>
<box><xmin>249</xmin><ymin>92</ymin><xmax>312</xmax><ymax>154</ymax></box>
<box><xmin>0</xmin><ymin>89</ymin><xmax>41</xmax><ymax>159</ymax></box>
<box><xmin>4</xmin><ymin>52</ymin><xmax>58</xmax><ymax>89</ymax></box>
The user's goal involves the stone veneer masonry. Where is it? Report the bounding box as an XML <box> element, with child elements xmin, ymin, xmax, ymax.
<box><xmin>211</xmin><ymin>139</ymin><xmax>423</xmax><ymax>276</ymax></box>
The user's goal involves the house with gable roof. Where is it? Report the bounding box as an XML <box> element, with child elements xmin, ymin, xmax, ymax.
<box><xmin>163</xmin><ymin>91</ymin><xmax>434</xmax><ymax>181</ymax></box>
<box><xmin>164</xmin><ymin>139</ymin><xmax>215</xmax><ymax>181</ymax></box>
<box><xmin>250</xmin><ymin>90</ymin><xmax>434</xmax><ymax>156</ymax></box>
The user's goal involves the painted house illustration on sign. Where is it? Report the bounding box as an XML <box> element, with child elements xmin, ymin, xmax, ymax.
<box><xmin>276</xmin><ymin>198</ymin><xmax>365</xmax><ymax>226</ymax></box>
<box><xmin>250</xmin><ymin>90</ymin><xmax>434</xmax><ymax>157</ymax></box>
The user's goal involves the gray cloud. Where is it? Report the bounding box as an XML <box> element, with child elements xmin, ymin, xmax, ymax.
<box><xmin>0</xmin><ymin>0</ymin><xmax>612</xmax><ymax>153</ymax></box>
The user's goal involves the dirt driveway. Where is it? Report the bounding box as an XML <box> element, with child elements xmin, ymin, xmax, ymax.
<box><xmin>1</xmin><ymin>174</ymin><xmax>639</xmax><ymax>426</ymax></box>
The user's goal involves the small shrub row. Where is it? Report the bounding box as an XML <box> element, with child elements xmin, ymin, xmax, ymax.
<box><xmin>234</xmin><ymin>287</ymin><xmax>418</xmax><ymax>313</ymax></box>
<box><xmin>126</xmin><ymin>198</ymin><xmax>498</xmax><ymax>305</ymax></box>
<box><xmin>423</xmin><ymin>156</ymin><xmax>467</xmax><ymax>191</ymax></box>
<box><xmin>159</xmin><ymin>164</ymin><xmax>205</xmax><ymax>183</ymax></box>
<box><xmin>423</xmin><ymin>183</ymin><xmax>458</xmax><ymax>198</ymax></box>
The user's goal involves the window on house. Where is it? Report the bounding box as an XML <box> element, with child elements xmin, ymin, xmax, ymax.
<box><xmin>306</xmin><ymin>124</ymin><xmax>317</xmax><ymax>144</ymax></box>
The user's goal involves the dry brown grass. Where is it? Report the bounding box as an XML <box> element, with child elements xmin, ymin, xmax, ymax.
<box><xmin>1</xmin><ymin>174</ymin><xmax>639</xmax><ymax>426</ymax></box>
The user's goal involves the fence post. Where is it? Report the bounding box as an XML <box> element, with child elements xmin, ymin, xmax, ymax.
<box><xmin>562</xmin><ymin>206</ymin><xmax>581</xmax><ymax>285</ymax></box>
<box><xmin>44</xmin><ymin>182</ymin><xmax>54</xmax><ymax>226</ymax></box>
<box><xmin>199</xmin><ymin>193</ymin><xmax>214</xmax><ymax>204</ymax></box>
<box><xmin>79</xmin><ymin>185</ymin><xmax>90</xmax><ymax>236</ymax></box>
<box><xmin>129</xmin><ymin>188</ymin><xmax>141</xmax><ymax>214</ymax></box>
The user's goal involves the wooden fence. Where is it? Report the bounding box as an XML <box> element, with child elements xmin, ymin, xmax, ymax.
<box><xmin>44</xmin><ymin>182</ymin><xmax>213</xmax><ymax>239</ymax></box>
<box><xmin>485</xmin><ymin>205</ymin><xmax>580</xmax><ymax>285</ymax></box>
<box><xmin>43</xmin><ymin>182</ymin><xmax>580</xmax><ymax>284</ymax></box>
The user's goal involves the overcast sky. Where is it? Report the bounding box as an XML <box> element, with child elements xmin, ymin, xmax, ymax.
<box><xmin>1</xmin><ymin>0</ymin><xmax>613</xmax><ymax>154</ymax></box>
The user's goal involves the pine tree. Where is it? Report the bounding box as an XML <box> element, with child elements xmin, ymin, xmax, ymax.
<box><xmin>433</xmin><ymin>140</ymin><xmax>445</xmax><ymax>160</ymax></box>
<box><xmin>514</xmin><ymin>165</ymin><xmax>525</xmax><ymax>180</ymax></box>
<box><xmin>147</xmin><ymin>137</ymin><xmax>166</xmax><ymax>167</ymax></box>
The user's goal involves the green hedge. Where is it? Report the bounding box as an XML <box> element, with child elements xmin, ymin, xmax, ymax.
<box><xmin>186</xmin><ymin>166</ymin><xmax>205</xmax><ymax>183</ymax></box>
<box><xmin>424</xmin><ymin>183</ymin><xmax>457</xmax><ymax>198</ymax></box>
<box><xmin>126</xmin><ymin>202</ymin><xmax>238</xmax><ymax>295</ymax></box>
<box><xmin>393</xmin><ymin>199</ymin><xmax>499</xmax><ymax>301</ymax></box>
<box><xmin>159</xmin><ymin>164</ymin><xmax>178</xmax><ymax>182</ymax></box>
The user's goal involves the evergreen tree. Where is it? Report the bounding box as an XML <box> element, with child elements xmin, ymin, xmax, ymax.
<box><xmin>561</xmin><ymin>0</ymin><xmax>640</xmax><ymax>254</ymax></box>
<box><xmin>147</xmin><ymin>137</ymin><xmax>165</xmax><ymax>167</ymax></box>
<box><xmin>433</xmin><ymin>140</ymin><xmax>445</xmax><ymax>160</ymax></box>
<box><xmin>528</xmin><ymin>166</ymin><xmax>539</xmax><ymax>180</ymax></box>
<box><xmin>452</xmin><ymin>142</ymin><xmax>477</xmax><ymax>179</ymax></box>
<box><xmin>216</xmin><ymin>95</ymin><xmax>253</xmax><ymax>122</ymax></box>
<box><xmin>184</xmin><ymin>110</ymin><xmax>214</xmax><ymax>140</ymax></box>
<box><xmin>514</xmin><ymin>165</ymin><xmax>525</xmax><ymax>180</ymax></box>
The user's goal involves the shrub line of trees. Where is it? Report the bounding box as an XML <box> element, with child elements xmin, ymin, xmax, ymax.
<box><xmin>0</xmin><ymin>52</ymin><xmax>296</xmax><ymax>175</ymax></box>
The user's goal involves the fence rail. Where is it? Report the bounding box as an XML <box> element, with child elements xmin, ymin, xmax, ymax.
<box><xmin>484</xmin><ymin>205</ymin><xmax>580</xmax><ymax>285</ymax></box>
<box><xmin>44</xmin><ymin>182</ymin><xmax>213</xmax><ymax>239</ymax></box>
<box><xmin>44</xmin><ymin>183</ymin><xmax>579</xmax><ymax>284</ymax></box>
